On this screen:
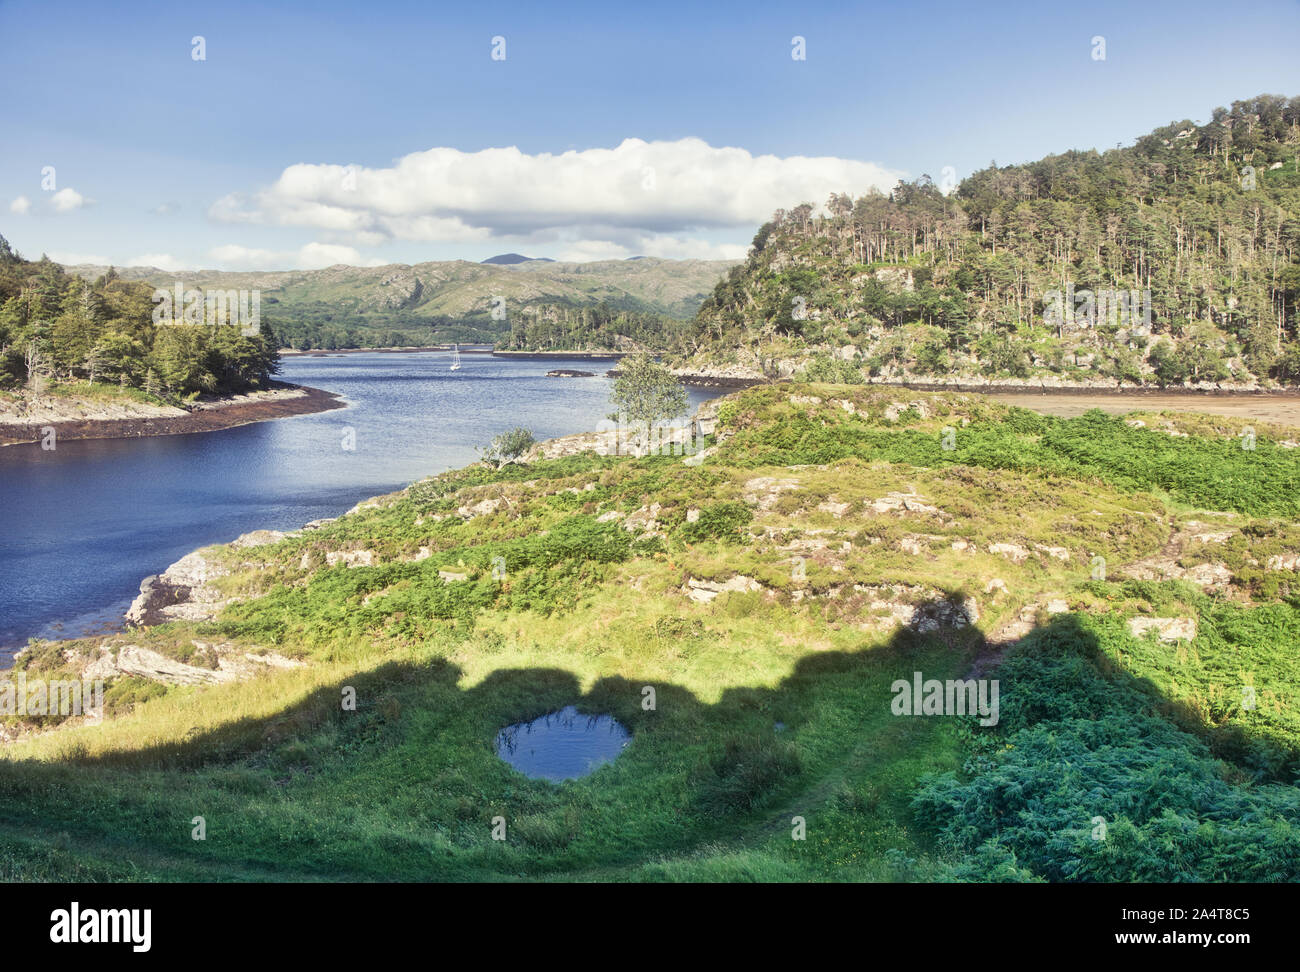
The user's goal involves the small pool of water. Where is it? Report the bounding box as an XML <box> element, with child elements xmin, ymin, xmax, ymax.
<box><xmin>495</xmin><ymin>706</ymin><xmax>631</xmax><ymax>781</ymax></box>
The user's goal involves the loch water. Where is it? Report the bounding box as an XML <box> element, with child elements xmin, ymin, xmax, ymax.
<box><xmin>0</xmin><ymin>352</ymin><xmax>717</xmax><ymax>659</ymax></box>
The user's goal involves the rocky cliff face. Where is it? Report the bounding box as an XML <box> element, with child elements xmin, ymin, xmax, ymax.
<box><xmin>125</xmin><ymin>529</ymin><xmax>286</xmax><ymax>625</ymax></box>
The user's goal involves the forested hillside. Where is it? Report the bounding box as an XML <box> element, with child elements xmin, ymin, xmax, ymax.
<box><xmin>64</xmin><ymin>257</ymin><xmax>735</xmax><ymax>351</ymax></box>
<box><xmin>498</xmin><ymin>302</ymin><xmax>695</xmax><ymax>352</ymax></box>
<box><xmin>686</xmin><ymin>95</ymin><xmax>1300</xmax><ymax>387</ymax></box>
<box><xmin>0</xmin><ymin>237</ymin><xmax>279</xmax><ymax>400</ymax></box>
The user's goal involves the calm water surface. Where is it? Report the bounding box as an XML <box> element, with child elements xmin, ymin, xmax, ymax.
<box><xmin>495</xmin><ymin>706</ymin><xmax>631</xmax><ymax>781</ymax></box>
<box><xmin>0</xmin><ymin>353</ymin><xmax>716</xmax><ymax>658</ymax></box>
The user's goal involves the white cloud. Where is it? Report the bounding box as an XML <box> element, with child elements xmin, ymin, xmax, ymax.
<box><xmin>210</xmin><ymin>138</ymin><xmax>904</xmax><ymax>258</ymax></box>
<box><xmin>9</xmin><ymin>196</ymin><xmax>31</xmax><ymax>215</ymax></box>
<box><xmin>209</xmin><ymin>242</ymin><xmax>386</xmax><ymax>270</ymax></box>
<box><xmin>128</xmin><ymin>253</ymin><xmax>186</xmax><ymax>271</ymax></box>
<box><xmin>542</xmin><ymin>231</ymin><xmax>750</xmax><ymax>263</ymax></box>
<box><xmin>50</xmin><ymin>187</ymin><xmax>91</xmax><ymax>212</ymax></box>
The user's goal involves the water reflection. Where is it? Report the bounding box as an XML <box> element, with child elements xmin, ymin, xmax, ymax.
<box><xmin>495</xmin><ymin>706</ymin><xmax>631</xmax><ymax>781</ymax></box>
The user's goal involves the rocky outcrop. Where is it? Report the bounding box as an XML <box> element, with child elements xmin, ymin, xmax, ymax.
<box><xmin>124</xmin><ymin>574</ymin><xmax>192</xmax><ymax>626</ymax></box>
<box><xmin>79</xmin><ymin>642</ymin><xmax>304</xmax><ymax>686</ymax></box>
<box><xmin>523</xmin><ymin>421</ymin><xmax>704</xmax><ymax>461</ymax></box>
<box><xmin>884</xmin><ymin>400</ymin><xmax>928</xmax><ymax>421</ymax></box>
<box><xmin>525</xmin><ymin>429</ymin><xmax>616</xmax><ymax>461</ymax></box>
<box><xmin>125</xmin><ymin>530</ymin><xmax>284</xmax><ymax>626</ymax></box>
<box><xmin>910</xmin><ymin>596</ymin><xmax>979</xmax><ymax>632</ymax></box>
<box><xmin>1034</xmin><ymin>544</ymin><xmax>1070</xmax><ymax>562</ymax></box>
<box><xmin>743</xmin><ymin>476</ymin><xmax>800</xmax><ymax>511</ymax></box>
<box><xmin>520</xmin><ymin>399</ymin><xmax>722</xmax><ymax>463</ymax></box>
<box><xmin>669</xmin><ymin>364</ymin><xmax>764</xmax><ymax>386</ymax></box>
<box><xmin>867</xmin><ymin>491</ymin><xmax>948</xmax><ymax>519</ymax></box>
<box><xmin>325</xmin><ymin>549</ymin><xmax>375</xmax><ymax>567</ymax></box>
<box><xmin>624</xmin><ymin>503</ymin><xmax>663</xmax><ymax>535</ymax></box>
<box><xmin>851</xmin><ymin>585</ymin><xmax>979</xmax><ymax>633</ymax></box>
<box><xmin>988</xmin><ymin>542</ymin><xmax>1031</xmax><ymax>564</ymax></box>
<box><xmin>1128</xmin><ymin>617</ymin><xmax>1198</xmax><ymax>641</ymax></box>
<box><xmin>457</xmin><ymin>497</ymin><xmax>503</xmax><ymax>519</ymax></box>
<box><xmin>816</xmin><ymin>498</ymin><xmax>851</xmax><ymax>517</ymax></box>
<box><xmin>1120</xmin><ymin>521</ymin><xmax>1238</xmax><ymax>591</ymax></box>
<box><xmin>685</xmin><ymin>575</ymin><xmax>763</xmax><ymax>603</ymax></box>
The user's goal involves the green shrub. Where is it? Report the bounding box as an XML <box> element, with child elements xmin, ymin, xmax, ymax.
<box><xmin>912</xmin><ymin>615</ymin><xmax>1300</xmax><ymax>881</ymax></box>
<box><xmin>676</xmin><ymin>501</ymin><xmax>753</xmax><ymax>544</ymax></box>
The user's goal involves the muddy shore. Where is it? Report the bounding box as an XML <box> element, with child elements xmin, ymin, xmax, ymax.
<box><xmin>0</xmin><ymin>382</ymin><xmax>346</xmax><ymax>448</ymax></box>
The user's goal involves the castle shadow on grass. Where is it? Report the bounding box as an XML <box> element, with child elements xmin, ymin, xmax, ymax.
<box><xmin>0</xmin><ymin>602</ymin><xmax>1297</xmax><ymax>881</ymax></box>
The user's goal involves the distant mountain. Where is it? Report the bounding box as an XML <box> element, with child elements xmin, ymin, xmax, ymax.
<box><xmin>63</xmin><ymin>256</ymin><xmax>738</xmax><ymax>349</ymax></box>
<box><xmin>481</xmin><ymin>253</ymin><xmax>555</xmax><ymax>265</ymax></box>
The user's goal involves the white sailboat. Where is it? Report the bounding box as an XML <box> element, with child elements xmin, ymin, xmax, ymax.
<box><xmin>450</xmin><ymin>343</ymin><xmax>461</xmax><ymax>370</ymax></box>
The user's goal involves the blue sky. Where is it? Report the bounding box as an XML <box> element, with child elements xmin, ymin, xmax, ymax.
<box><xmin>2</xmin><ymin>0</ymin><xmax>1299</xmax><ymax>269</ymax></box>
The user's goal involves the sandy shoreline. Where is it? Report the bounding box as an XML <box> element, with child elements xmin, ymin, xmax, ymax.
<box><xmin>0</xmin><ymin>382</ymin><xmax>346</xmax><ymax>448</ymax></box>
<box><xmin>678</xmin><ymin>373</ymin><xmax>1300</xmax><ymax>395</ymax></box>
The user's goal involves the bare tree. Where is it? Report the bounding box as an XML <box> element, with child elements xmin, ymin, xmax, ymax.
<box><xmin>24</xmin><ymin>340</ymin><xmax>47</xmax><ymax>391</ymax></box>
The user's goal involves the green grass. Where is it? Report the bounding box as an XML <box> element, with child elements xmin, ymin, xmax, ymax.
<box><xmin>0</xmin><ymin>632</ymin><xmax>972</xmax><ymax>881</ymax></box>
<box><xmin>718</xmin><ymin>385</ymin><xmax>1300</xmax><ymax>516</ymax></box>
<box><xmin>4</xmin><ymin>382</ymin><xmax>1300</xmax><ymax>881</ymax></box>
